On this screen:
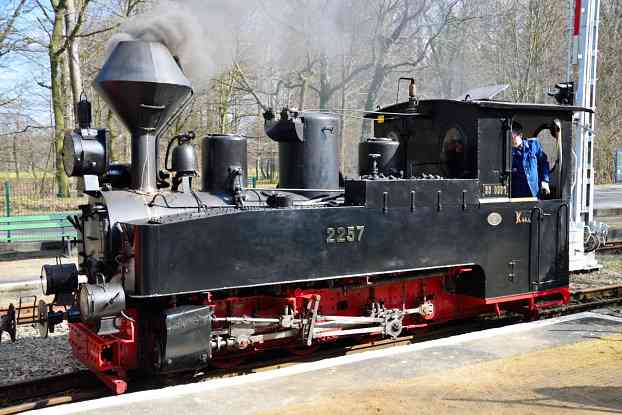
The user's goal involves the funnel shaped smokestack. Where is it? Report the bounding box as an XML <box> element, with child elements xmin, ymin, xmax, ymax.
<box><xmin>94</xmin><ymin>41</ymin><xmax>193</xmax><ymax>192</ymax></box>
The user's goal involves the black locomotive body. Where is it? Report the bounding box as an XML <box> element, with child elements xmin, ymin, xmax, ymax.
<box><xmin>126</xmin><ymin>99</ymin><xmax>576</xmax><ymax>299</ymax></box>
<box><xmin>43</xmin><ymin>40</ymin><xmax>587</xmax><ymax>393</ymax></box>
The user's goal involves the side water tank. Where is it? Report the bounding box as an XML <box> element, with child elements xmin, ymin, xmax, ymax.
<box><xmin>358</xmin><ymin>137</ymin><xmax>401</xmax><ymax>177</ymax></box>
<box><xmin>266</xmin><ymin>111</ymin><xmax>340</xmax><ymax>196</ymax></box>
<box><xmin>201</xmin><ymin>134</ymin><xmax>247</xmax><ymax>193</ymax></box>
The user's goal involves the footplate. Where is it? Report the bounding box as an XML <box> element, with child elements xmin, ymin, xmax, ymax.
<box><xmin>68</xmin><ymin>316</ymin><xmax>137</xmax><ymax>394</ymax></box>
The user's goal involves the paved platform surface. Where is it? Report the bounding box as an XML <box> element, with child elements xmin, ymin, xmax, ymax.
<box><xmin>594</xmin><ymin>184</ymin><xmax>622</xmax><ymax>241</ymax></box>
<box><xmin>594</xmin><ymin>184</ymin><xmax>622</xmax><ymax>211</ymax></box>
<box><xmin>0</xmin><ymin>258</ymin><xmax>48</xmax><ymax>304</ymax></box>
<box><xmin>29</xmin><ymin>311</ymin><xmax>622</xmax><ymax>415</ymax></box>
<box><xmin>0</xmin><ymin>257</ymin><xmax>76</xmax><ymax>291</ymax></box>
<box><xmin>0</xmin><ymin>257</ymin><xmax>48</xmax><ymax>282</ymax></box>
<box><xmin>0</xmin><ymin>258</ymin><xmax>76</xmax><ymax>307</ymax></box>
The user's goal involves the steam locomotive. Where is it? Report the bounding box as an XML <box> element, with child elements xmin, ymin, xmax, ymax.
<box><xmin>41</xmin><ymin>40</ymin><xmax>588</xmax><ymax>393</ymax></box>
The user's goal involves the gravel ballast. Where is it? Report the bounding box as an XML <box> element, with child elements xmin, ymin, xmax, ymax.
<box><xmin>0</xmin><ymin>322</ymin><xmax>84</xmax><ymax>386</ymax></box>
<box><xmin>570</xmin><ymin>254</ymin><xmax>622</xmax><ymax>290</ymax></box>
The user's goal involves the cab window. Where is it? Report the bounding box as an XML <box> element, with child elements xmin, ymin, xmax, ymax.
<box><xmin>441</xmin><ymin>127</ymin><xmax>473</xmax><ymax>178</ymax></box>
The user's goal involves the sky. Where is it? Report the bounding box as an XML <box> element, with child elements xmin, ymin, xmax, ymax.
<box><xmin>1</xmin><ymin>0</ymin><xmax>53</xmax><ymax>124</ymax></box>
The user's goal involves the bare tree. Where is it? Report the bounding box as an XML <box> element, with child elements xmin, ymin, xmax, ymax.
<box><xmin>64</xmin><ymin>0</ymin><xmax>83</xmax><ymax>121</ymax></box>
<box><xmin>36</xmin><ymin>0</ymin><xmax>91</xmax><ymax>195</ymax></box>
<box><xmin>595</xmin><ymin>0</ymin><xmax>622</xmax><ymax>182</ymax></box>
<box><xmin>2</xmin><ymin>0</ymin><xmax>622</xmax><ymax>190</ymax></box>
<box><xmin>359</xmin><ymin>0</ymin><xmax>460</xmax><ymax>137</ymax></box>
<box><xmin>0</xmin><ymin>0</ymin><xmax>35</xmax><ymax>108</ymax></box>
<box><xmin>0</xmin><ymin>0</ymin><xmax>29</xmax><ymax>63</ymax></box>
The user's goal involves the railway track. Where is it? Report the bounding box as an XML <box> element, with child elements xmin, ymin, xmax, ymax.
<box><xmin>1</xmin><ymin>284</ymin><xmax>621</xmax><ymax>415</ymax></box>
<box><xmin>0</xmin><ymin>371</ymin><xmax>103</xmax><ymax>415</ymax></box>
<box><xmin>597</xmin><ymin>240</ymin><xmax>622</xmax><ymax>253</ymax></box>
<box><xmin>0</xmin><ymin>295</ymin><xmax>69</xmax><ymax>342</ymax></box>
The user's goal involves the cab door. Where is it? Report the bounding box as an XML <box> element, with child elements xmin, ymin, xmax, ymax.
<box><xmin>528</xmin><ymin>203</ymin><xmax>569</xmax><ymax>290</ymax></box>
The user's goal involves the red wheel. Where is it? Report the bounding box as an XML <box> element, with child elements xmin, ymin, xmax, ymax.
<box><xmin>527</xmin><ymin>309</ymin><xmax>540</xmax><ymax>321</ymax></box>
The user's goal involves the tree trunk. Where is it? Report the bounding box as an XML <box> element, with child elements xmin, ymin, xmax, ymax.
<box><xmin>50</xmin><ymin>1</ymin><xmax>69</xmax><ymax>197</ymax></box>
<box><xmin>12</xmin><ymin>133</ymin><xmax>19</xmax><ymax>180</ymax></box>
<box><xmin>298</xmin><ymin>77</ymin><xmax>307</xmax><ymax>111</ymax></box>
<box><xmin>361</xmin><ymin>61</ymin><xmax>386</xmax><ymax>139</ymax></box>
<box><xmin>339</xmin><ymin>52</ymin><xmax>348</xmax><ymax>174</ymax></box>
<box><xmin>318</xmin><ymin>52</ymin><xmax>330</xmax><ymax>110</ymax></box>
<box><xmin>64</xmin><ymin>0</ymin><xmax>83</xmax><ymax>122</ymax></box>
<box><xmin>106</xmin><ymin>109</ymin><xmax>116</xmax><ymax>161</ymax></box>
<box><xmin>12</xmin><ymin>109</ymin><xmax>21</xmax><ymax>179</ymax></box>
<box><xmin>62</xmin><ymin>52</ymin><xmax>73</xmax><ymax>127</ymax></box>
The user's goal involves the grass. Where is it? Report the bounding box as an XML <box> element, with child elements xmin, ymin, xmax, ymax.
<box><xmin>598</xmin><ymin>254</ymin><xmax>622</xmax><ymax>274</ymax></box>
<box><xmin>0</xmin><ymin>171</ymin><xmax>85</xmax><ymax>215</ymax></box>
<box><xmin>3</xmin><ymin>195</ymin><xmax>86</xmax><ymax>215</ymax></box>
<box><xmin>0</xmin><ymin>171</ymin><xmax>44</xmax><ymax>181</ymax></box>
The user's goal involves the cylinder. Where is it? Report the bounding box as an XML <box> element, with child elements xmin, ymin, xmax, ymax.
<box><xmin>131</xmin><ymin>133</ymin><xmax>157</xmax><ymax>192</ymax></box>
<box><xmin>279</xmin><ymin>111</ymin><xmax>339</xmax><ymax>195</ymax></box>
<box><xmin>358</xmin><ymin>137</ymin><xmax>401</xmax><ymax>177</ymax></box>
<box><xmin>201</xmin><ymin>134</ymin><xmax>247</xmax><ymax>193</ymax></box>
<box><xmin>78</xmin><ymin>281</ymin><xmax>126</xmax><ymax>323</ymax></box>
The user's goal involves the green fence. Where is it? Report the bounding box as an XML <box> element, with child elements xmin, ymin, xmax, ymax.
<box><xmin>1</xmin><ymin>179</ymin><xmax>86</xmax><ymax>216</ymax></box>
<box><xmin>0</xmin><ymin>176</ymin><xmax>278</xmax><ymax>244</ymax></box>
<box><xmin>250</xmin><ymin>176</ymin><xmax>278</xmax><ymax>188</ymax></box>
<box><xmin>1</xmin><ymin>179</ymin><xmax>83</xmax><ymax>244</ymax></box>
<box><xmin>0</xmin><ymin>212</ymin><xmax>78</xmax><ymax>243</ymax></box>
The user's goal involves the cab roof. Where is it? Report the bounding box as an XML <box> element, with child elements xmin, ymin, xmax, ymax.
<box><xmin>364</xmin><ymin>99</ymin><xmax>593</xmax><ymax>118</ymax></box>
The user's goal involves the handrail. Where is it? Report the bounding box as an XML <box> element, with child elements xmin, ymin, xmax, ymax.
<box><xmin>529</xmin><ymin>207</ymin><xmax>544</xmax><ymax>288</ymax></box>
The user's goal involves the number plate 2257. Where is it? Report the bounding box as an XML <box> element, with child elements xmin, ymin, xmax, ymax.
<box><xmin>326</xmin><ymin>225</ymin><xmax>365</xmax><ymax>244</ymax></box>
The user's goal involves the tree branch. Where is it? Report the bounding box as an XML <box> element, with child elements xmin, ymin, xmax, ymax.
<box><xmin>0</xmin><ymin>97</ymin><xmax>18</xmax><ymax>107</ymax></box>
<box><xmin>77</xmin><ymin>22</ymin><xmax>121</xmax><ymax>38</ymax></box>
<box><xmin>0</xmin><ymin>0</ymin><xmax>27</xmax><ymax>47</ymax></box>
<box><xmin>55</xmin><ymin>0</ymin><xmax>92</xmax><ymax>57</ymax></box>
<box><xmin>233</xmin><ymin>62</ymin><xmax>270</xmax><ymax>111</ymax></box>
<box><xmin>0</xmin><ymin>124</ymin><xmax>52</xmax><ymax>137</ymax></box>
<box><xmin>326</xmin><ymin>62</ymin><xmax>373</xmax><ymax>97</ymax></box>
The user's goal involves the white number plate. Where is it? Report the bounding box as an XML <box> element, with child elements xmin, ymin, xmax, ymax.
<box><xmin>326</xmin><ymin>225</ymin><xmax>365</xmax><ymax>244</ymax></box>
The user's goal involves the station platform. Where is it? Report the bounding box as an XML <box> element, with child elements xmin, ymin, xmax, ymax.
<box><xmin>0</xmin><ymin>258</ymin><xmax>59</xmax><ymax>307</ymax></box>
<box><xmin>0</xmin><ymin>257</ymin><xmax>77</xmax><ymax>299</ymax></box>
<box><xmin>594</xmin><ymin>184</ymin><xmax>622</xmax><ymax>211</ymax></box>
<box><xmin>594</xmin><ymin>184</ymin><xmax>622</xmax><ymax>241</ymax></box>
<box><xmin>29</xmin><ymin>310</ymin><xmax>622</xmax><ymax>415</ymax></box>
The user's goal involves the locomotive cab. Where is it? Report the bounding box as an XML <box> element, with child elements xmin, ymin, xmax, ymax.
<box><xmin>356</xmin><ymin>98</ymin><xmax>590</xmax><ymax>300</ymax></box>
<box><xmin>369</xmin><ymin>99</ymin><xmax>580</xmax><ymax>202</ymax></box>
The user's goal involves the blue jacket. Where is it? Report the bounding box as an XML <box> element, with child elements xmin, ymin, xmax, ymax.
<box><xmin>511</xmin><ymin>138</ymin><xmax>550</xmax><ymax>198</ymax></box>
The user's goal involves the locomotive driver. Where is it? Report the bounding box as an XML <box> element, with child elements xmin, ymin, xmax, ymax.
<box><xmin>511</xmin><ymin>121</ymin><xmax>551</xmax><ymax>198</ymax></box>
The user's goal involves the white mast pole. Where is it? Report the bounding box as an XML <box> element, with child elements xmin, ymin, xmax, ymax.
<box><xmin>569</xmin><ymin>0</ymin><xmax>601</xmax><ymax>271</ymax></box>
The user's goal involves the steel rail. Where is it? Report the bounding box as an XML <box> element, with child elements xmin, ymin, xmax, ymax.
<box><xmin>596</xmin><ymin>240</ymin><xmax>622</xmax><ymax>253</ymax></box>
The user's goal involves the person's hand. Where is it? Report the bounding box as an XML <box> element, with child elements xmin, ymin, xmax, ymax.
<box><xmin>549</xmin><ymin>121</ymin><xmax>561</xmax><ymax>136</ymax></box>
<box><xmin>541</xmin><ymin>181</ymin><xmax>550</xmax><ymax>195</ymax></box>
